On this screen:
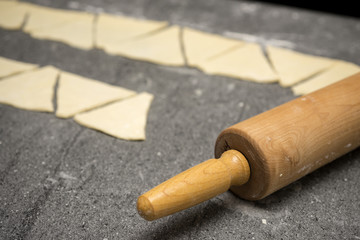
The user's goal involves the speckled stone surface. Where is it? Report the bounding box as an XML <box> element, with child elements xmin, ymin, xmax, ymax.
<box><xmin>0</xmin><ymin>0</ymin><xmax>359</xmax><ymax>239</ymax></box>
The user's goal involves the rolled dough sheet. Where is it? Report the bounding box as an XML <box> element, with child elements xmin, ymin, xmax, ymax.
<box><xmin>96</xmin><ymin>13</ymin><xmax>168</xmax><ymax>52</ymax></box>
<box><xmin>105</xmin><ymin>26</ymin><xmax>185</xmax><ymax>66</ymax></box>
<box><xmin>292</xmin><ymin>61</ymin><xmax>360</xmax><ymax>95</ymax></box>
<box><xmin>199</xmin><ymin>43</ymin><xmax>278</xmax><ymax>83</ymax></box>
<box><xmin>267</xmin><ymin>46</ymin><xmax>335</xmax><ymax>87</ymax></box>
<box><xmin>23</xmin><ymin>4</ymin><xmax>94</xmax><ymax>49</ymax></box>
<box><xmin>0</xmin><ymin>1</ymin><xmax>27</xmax><ymax>29</ymax></box>
<box><xmin>0</xmin><ymin>65</ymin><xmax>59</xmax><ymax>112</ymax></box>
<box><xmin>56</xmin><ymin>71</ymin><xmax>136</xmax><ymax>118</ymax></box>
<box><xmin>0</xmin><ymin>56</ymin><xmax>38</xmax><ymax>78</ymax></box>
<box><xmin>74</xmin><ymin>92</ymin><xmax>154</xmax><ymax>140</ymax></box>
<box><xmin>182</xmin><ymin>27</ymin><xmax>244</xmax><ymax>68</ymax></box>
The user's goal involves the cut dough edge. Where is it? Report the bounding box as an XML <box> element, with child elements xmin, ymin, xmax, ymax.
<box><xmin>103</xmin><ymin>25</ymin><xmax>185</xmax><ymax>66</ymax></box>
<box><xmin>74</xmin><ymin>92</ymin><xmax>154</xmax><ymax>141</ymax></box>
<box><xmin>267</xmin><ymin>45</ymin><xmax>335</xmax><ymax>87</ymax></box>
<box><xmin>0</xmin><ymin>65</ymin><xmax>59</xmax><ymax>112</ymax></box>
<box><xmin>1</xmin><ymin>2</ymin><xmax>359</xmax><ymax>93</ymax></box>
<box><xmin>30</xmin><ymin>15</ymin><xmax>94</xmax><ymax>49</ymax></box>
<box><xmin>29</xmin><ymin>18</ymin><xmax>95</xmax><ymax>50</ymax></box>
<box><xmin>23</xmin><ymin>2</ymin><xmax>93</xmax><ymax>32</ymax></box>
<box><xmin>182</xmin><ymin>27</ymin><xmax>244</xmax><ymax>68</ymax></box>
<box><xmin>56</xmin><ymin>71</ymin><xmax>136</xmax><ymax>118</ymax></box>
<box><xmin>292</xmin><ymin>61</ymin><xmax>360</xmax><ymax>95</ymax></box>
<box><xmin>96</xmin><ymin>13</ymin><xmax>168</xmax><ymax>51</ymax></box>
<box><xmin>0</xmin><ymin>1</ymin><xmax>28</xmax><ymax>29</ymax></box>
<box><xmin>198</xmin><ymin>43</ymin><xmax>278</xmax><ymax>83</ymax></box>
<box><xmin>0</xmin><ymin>59</ymin><xmax>151</xmax><ymax>141</ymax></box>
<box><xmin>0</xmin><ymin>56</ymin><xmax>39</xmax><ymax>78</ymax></box>
<box><xmin>21</xmin><ymin>2</ymin><xmax>95</xmax><ymax>49</ymax></box>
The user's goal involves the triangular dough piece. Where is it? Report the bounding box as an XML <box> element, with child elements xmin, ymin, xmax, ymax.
<box><xmin>199</xmin><ymin>43</ymin><xmax>278</xmax><ymax>83</ymax></box>
<box><xmin>0</xmin><ymin>1</ymin><xmax>27</xmax><ymax>29</ymax></box>
<box><xmin>29</xmin><ymin>16</ymin><xmax>95</xmax><ymax>50</ymax></box>
<box><xmin>292</xmin><ymin>61</ymin><xmax>360</xmax><ymax>95</ymax></box>
<box><xmin>24</xmin><ymin>4</ymin><xmax>88</xmax><ymax>31</ymax></box>
<box><xmin>0</xmin><ymin>66</ymin><xmax>59</xmax><ymax>112</ymax></box>
<box><xmin>183</xmin><ymin>27</ymin><xmax>244</xmax><ymax>67</ymax></box>
<box><xmin>267</xmin><ymin>46</ymin><xmax>335</xmax><ymax>87</ymax></box>
<box><xmin>107</xmin><ymin>26</ymin><xmax>185</xmax><ymax>66</ymax></box>
<box><xmin>56</xmin><ymin>71</ymin><xmax>136</xmax><ymax>118</ymax></box>
<box><xmin>24</xmin><ymin>4</ymin><xmax>78</xmax><ymax>32</ymax></box>
<box><xmin>74</xmin><ymin>92</ymin><xmax>154</xmax><ymax>140</ymax></box>
<box><xmin>96</xmin><ymin>13</ymin><xmax>168</xmax><ymax>52</ymax></box>
<box><xmin>0</xmin><ymin>56</ymin><xmax>38</xmax><ymax>78</ymax></box>
<box><xmin>23</xmin><ymin>4</ymin><xmax>94</xmax><ymax>49</ymax></box>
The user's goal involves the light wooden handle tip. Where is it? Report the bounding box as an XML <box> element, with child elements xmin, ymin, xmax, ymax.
<box><xmin>137</xmin><ymin>196</ymin><xmax>155</xmax><ymax>221</ymax></box>
<box><xmin>137</xmin><ymin>150</ymin><xmax>250</xmax><ymax>220</ymax></box>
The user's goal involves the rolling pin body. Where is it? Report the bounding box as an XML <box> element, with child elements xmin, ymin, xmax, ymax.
<box><xmin>216</xmin><ymin>73</ymin><xmax>360</xmax><ymax>200</ymax></box>
<box><xmin>138</xmin><ymin>73</ymin><xmax>360</xmax><ymax>220</ymax></box>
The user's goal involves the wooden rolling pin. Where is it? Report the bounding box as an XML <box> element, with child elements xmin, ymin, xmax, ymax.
<box><xmin>137</xmin><ymin>73</ymin><xmax>360</xmax><ymax>221</ymax></box>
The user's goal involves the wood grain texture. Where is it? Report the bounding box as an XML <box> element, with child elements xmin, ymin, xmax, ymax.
<box><xmin>215</xmin><ymin>72</ymin><xmax>360</xmax><ymax>200</ymax></box>
<box><xmin>137</xmin><ymin>150</ymin><xmax>250</xmax><ymax>220</ymax></box>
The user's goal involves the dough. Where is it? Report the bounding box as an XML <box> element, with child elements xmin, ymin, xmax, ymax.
<box><xmin>267</xmin><ymin>46</ymin><xmax>335</xmax><ymax>87</ymax></box>
<box><xmin>182</xmin><ymin>27</ymin><xmax>243</xmax><ymax>67</ymax></box>
<box><xmin>0</xmin><ymin>56</ymin><xmax>38</xmax><ymax>78</ymax></box>
<box><xmin>106</xmin><ymin>26</ymin><xmax>185</xmax><ymax>66</ymax></box>
<box><xmin>0</xmin><ymin>66</ymin><xmax>59</xmax><ymax>112</ymax></box>
<box><xmin>56</xmin><ymin>71</ymin><xmax>136</xmax><ymax>118</ymax></box>
<box><xmin>74</xmin><ymin>92</ymin><xmax>154</xmax><ymax>140</ymax></box>
<box><xmin>29</xmin><ymin>16</ymin><xmax>94</xmax><ymax>50</ymax></box>
<box><xmin>96</xmin><ymin>13</ymin><xmax>168</xmax><ymax>53</ymax></box>
<box><xmin>0</xmin><ymin>1</ymin><xmax>27</xmax><ymax>29</ymax></box>
<box><xmin>198</xmin><ymin>43</ymin><xmax>278</xmax><ymax>83</ymax></box>
<box><xmin>24</xmin><ymin>4</ymin><xmax>82</xmax><ymax>32</ymax></box>
<box><xmin>23</xmin><ymin>4</ymin><xmax>94</xmax><ymax>49</ymax></box>
<box><xmin>292</xmin><ymin>61</ymin><xmax>360</xmax><ymax>95</ymax></box>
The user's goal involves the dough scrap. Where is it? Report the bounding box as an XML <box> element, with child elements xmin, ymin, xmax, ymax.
<box><xmin>267</xmin><ymin>46</ymin><xmax>335</xmax><ymax>87</ymax></box>
<box><xmin>292</xmin><ymin>61</ymin><xmax>360</xmax><ymax>95</ymax></box>
<box><xmin>0</xmin><ymin>1</ymin><xmax>27</xmax><ymax>29</ymax></box>
<box><xmin>183</xmin><ymin>27</ymin><xmax>243</xmax><ymax>67</ymax></box>
<box><xmin>0</xmin><ymin>56</ymin><xmax>38</xmax><ymax>78</ymax></box>
<box><xmin>0</xmin><ymin>65</ymin><xmax>59</xmax><ymax>112</ymax></box>
<box><xmin>56</xmin><ymin>71</ymin><xmax>136</xmax><ymax>118</ymax></box>
<box><xmin>106</xmin><ymin>26</ymin><xmax>185</xmax><ymax>66</ymax></box>
<box><xmin>74</xmin><ymin>92</ymin><xmax>154</xmax><ymax>140</ymax></box>
<box><xmin>24</xmin><ymin>4</ymin><xmax>94</xmax><ymax>49</ymax></box>
<box><xmin>96</xmin><ymin>13</ymin><xmax>168</xmax><ymax>53</ymax></box>
<box><xmin>199</xmin><ymin>43</ymin><xmax>278</xmax><ymax>83</ymax></box>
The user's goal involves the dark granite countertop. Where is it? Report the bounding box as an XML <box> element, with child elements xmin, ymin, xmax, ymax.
<box><xmin>1</xmin><ymin>0</ymin><xmax>359</xmax><ymax>239</ymax></box>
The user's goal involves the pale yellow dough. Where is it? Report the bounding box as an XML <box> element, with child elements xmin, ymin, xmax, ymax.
<box><xmin>106</xmin><ymin>26</ymin><xmax>185</xmax><ymax>66</ymax></box>
<box><xmin>96</xmin><ymin>13</ymin><xmax>168</xmax><ymax>53</ymax></box>
<box><xmin>0</xmin><ymin>1</ymin><xmax>27</xmax><ymax>29</ymax></box>
<box><xmin>199</xmin><ymin>43</ymin><xmax>278</xmax><ymax>83</ymax></box>
<box><xmin>183</xmin><ymin>27</ymin><xmax>243</xmax><ymax>67</ymax></box>
<box><xmin>24</xmin><ymin>4</ymin><xmax>82</xmax><ymax>32</ymax></box>
<box><xmin>56</xmin><ymin>71</ymin><xmax>136</xmax><ymax>118</ymax></box>
<box><xmin>74</xmin><ymin>92</ymin><xmax>154</xmax><ymax>140</ymax></box>
<box><xmin>292</xmin><ymin>61</ymin><xmax>360</xmax><ymax>95</ymax></box>
<box><xmin>267</xmin><ymin>46</ymin><xmax>335</xmax><ymax>87</ymax></box>
<box><xmin>0</xmin><ymin>66</ymin><xmax>59</xmax><ymax>112</ymax></box>
<box><xmin>23</xmin><ymin>4</ymin><xmax>94</xmax><ymax>49</ymax></box>
<box><xmin>0</xmin><ymin>56</ymin><xmax>38</xmax><ymax>78</ymax></box>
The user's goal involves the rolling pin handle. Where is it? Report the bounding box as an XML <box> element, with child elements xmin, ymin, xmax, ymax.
<box><xmin>137</xmin><ymin>150</ymin><xmax>250</xmax><ymax>221</ymax></box>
